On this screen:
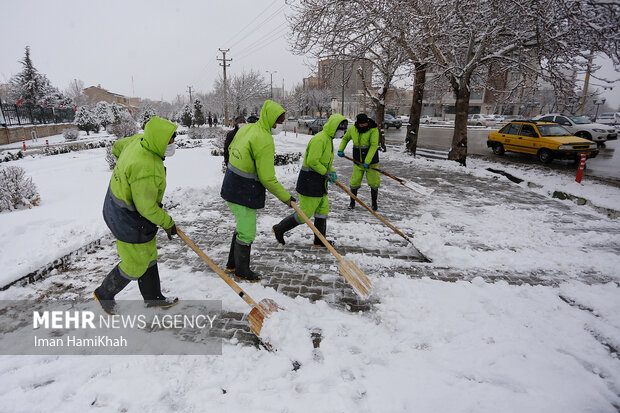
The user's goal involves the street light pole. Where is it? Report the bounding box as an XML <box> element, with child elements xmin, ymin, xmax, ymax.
<box><xmin>266</xmin><ymin>71</ymin><xmax>277</xmax><ymax>99</ymax></box>
<box><xmin>593</xmin><ymin>98</ymin><xmax>606</xmax><ymax>120</ymax></box>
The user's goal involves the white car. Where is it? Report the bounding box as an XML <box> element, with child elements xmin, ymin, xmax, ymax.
<box><xmin>535</xmin><ymin>114</ymin><xmax>617</xmax><ymax>143</ymax></box>
<box><xmin>467</xmin><ymin>114</ymin><xmax>496</xmax><ymax>127</ymax></box>
<box><xmin>420</xmin><ymin>115</ymin><xmax>438</xmax><ymax>124</ymax></box>
<box><xmin>398</xmin><ymin>115</ymin><xmax>410</xmax><ymax>124</ymax></box>
<box><xmin>596</xmin><ymin>112</ymin><xmax>620</xmax><ymax>126</ymax></box>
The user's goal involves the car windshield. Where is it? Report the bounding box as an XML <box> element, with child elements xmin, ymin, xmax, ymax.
<box><xmin>536</xmin><ymin>124</ymin><xmax>572</xmax><ymax>137</ymax></box>
<box><xmin>598</xmin><ymin>113</ymin><xmax>613</xmax><ymax>118</ymax></box>
<box><xmin>567</xmin><ymin>116</ymin><xmax>591</xmax><ymax>124</ymax></box>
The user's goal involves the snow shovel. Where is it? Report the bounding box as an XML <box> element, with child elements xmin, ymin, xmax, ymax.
<box><xmin>341</xmin><ymin>154</ymin><xmax>434</xmax><ymax>195</ymax></box>
<box><xmin>176</xmin><ymin>228</ymin><xmax>279</xmax><ymax>346</ymax></box>
<box><xmin>334</xmin><ymin>179</ymin><xmax>431</xmax><ymax>263</ymax></box>
<box><xmin>290</xmin><ymin>202</ymin><xmax>372</xmax><ymax>298</ymax></box>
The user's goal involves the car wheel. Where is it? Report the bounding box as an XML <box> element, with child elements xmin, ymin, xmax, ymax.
<box><xmin>492</xmin><ymin>143</ymin><xmax>505</xmax><ymax>155</ymax></box>
<box><xmin>396</xmin><ymin>125</ymin><xmax>401</xmax><ymax>129</ymax></box>
<box><xmin>538</xmin><ymin>149</ymin><xmax>553</xmax><ymax>164</ymax></box>
<box><xmin>575</xmin><ymin>131</ymin><xmax>592</xmax><ymax>140</ymax></box>
<box><xmin>477</xmin><ymin>122</ymin><xmax>482</xmax><ymax>126</ymax></box>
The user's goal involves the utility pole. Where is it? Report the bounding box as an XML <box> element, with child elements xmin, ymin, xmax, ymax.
<box><xmin>579</xmin><ymin>52</ymin><xmax>594</xmax><ymax>116</ymax></box>
<box><xmin>218</xmin><ymin>48</ymin><xmax>231</xmax><ymax>126</ymax></box>
<box><xmin>187</xmin><ymin>86</ymin><xmax>193</xmax><ymax>104</ymax></box>
<box><xmin>266</xmin><ymin>70</ymin><xmax>277</xmax><ymax>99</ymax></box>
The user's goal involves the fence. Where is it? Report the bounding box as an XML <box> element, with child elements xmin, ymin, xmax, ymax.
<box><xmin>0</xmin><ymin>104</ymin><xmax>75</xmax><ymax>127</ymax></box>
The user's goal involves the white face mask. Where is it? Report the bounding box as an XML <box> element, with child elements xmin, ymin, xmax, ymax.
<box><xmin>271</xmin><ymin>127</ymin><xmax>279</xmax><ymax>136</ymax></box>
<box><xmin>334</xmin><ymin>130</ymin><xmax>345</xmax><ymax>139</ymax></box>
<box><xmin>165</xmin><ymin>143</ymin><xmax>176</xmax><ymax>158</ymax></box>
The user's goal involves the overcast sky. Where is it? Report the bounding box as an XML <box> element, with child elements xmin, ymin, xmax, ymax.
<box><xmin>0</xmin><ymin>0</ymin><xmax>310</xmax><ymax>103</ymax></box>
<box><xmin>1</xmin><ymin>0</ymin><xmax>619</xmax><ymax>109</ymax></box>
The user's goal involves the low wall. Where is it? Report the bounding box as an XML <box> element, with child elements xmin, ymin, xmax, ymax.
<box><xmin>0</xmin><ymin>123</ymin><xmax>77</xmax><ymax>145</ymax></box>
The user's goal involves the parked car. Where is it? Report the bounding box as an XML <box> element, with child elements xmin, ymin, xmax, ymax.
<box><xmin>297</xmin><ymin>116</ymin><xmax>315</xmax><ymax>128</ymax></box>
<box><xmin>420</xmin><ymin>115</ymin><xmax>438</xmax><ymax>124</ymax></box>
<box><xmin>534</xmin><ymin>113</ymin><xmax>617</xmax><ymax>144</ymax></box>
<box><xmin>398</xmin><ymin>114</ymin><xmax>410</xmax><ymax>124</ymax></box>
<box><xmin>596</xmin><ymin>112</ymin><xmax>620</xmax><ymax>126</ymax></box>
<box><xmin>487</xmin><ymin>120</ymin><xmax>599</xmax><ymax>164</ymax></box>
<box><xmin>308</xmin><ymin>118</ymin><xmax>327</xmax><ymax>135</ymax></box>
<box><xmin>467</xmin><ymin>114</ymin><xmax>496</xmax><ymax>127</ymax></box>
<box><xmin>383</xmin><ymin>114</ymin><xmax>402</xmax><ymax>129</ymax></box>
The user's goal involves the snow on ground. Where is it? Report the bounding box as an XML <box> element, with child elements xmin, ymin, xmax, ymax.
<box><xmin>0</xmin><ymin>129</ymin><xmax>619</xmax><ymax>412</ymax></box>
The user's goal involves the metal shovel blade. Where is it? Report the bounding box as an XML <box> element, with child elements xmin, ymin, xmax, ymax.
<box><xmin>401</xmin><ymin>180</ymin><xmax>434</xmax><ymax>195</ymax></box>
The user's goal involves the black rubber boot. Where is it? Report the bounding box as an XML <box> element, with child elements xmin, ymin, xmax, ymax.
<box><xmin>225</xmin><ymin>232</ymin><xmax>237</xmax><ymax>272</ymax></box>
<box><xmin>138</xmin><ymin>264</ymin><xmax>179</xmax><ymax>309</ymax></box>
<box><xmin>234</xmin><ymin>241</ymin><xmax>262</xmax><ymax>282</ymax></box>
<box><xmin>348</xmin><ymin>188</ymin><xmax>358</xmax><ymax>210</ymax></box>
<box><xmin>313</xmin><ymin>217</ymin><xmax>333</xmax><ymax>247</ymax></box>
<box><xmin>273</xmin><ymin>213</ymin><xmax>301</xmax><ymax>245</ymax></box>
<box><xmin>371</xmin><ymin>188</ymin><xmax>379</xmax><ymax>211</ymax></box>
<box><xmin>93</xmin><ymin>264</ymin><xmax>130</xmax><ymax>315</ymax></box>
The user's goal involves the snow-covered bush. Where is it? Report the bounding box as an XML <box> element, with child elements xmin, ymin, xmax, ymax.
<box><xmin>1</xmin><ymin>151</ymin><xmax>24</xmax><ymax>164</ymax></box>
<box><xmin>0</xmin><ymin>165</ymin><xmax>40</xmax><ymax>211</ymax></box>
<box><xmin>74</xmin><ymin>106</ymin><xmax>99</xmax><ymax>135</ymax></box>
<box><xmin>109</xmin><ymin>111</ymin><xmax>138</xmax><ymax>138</ymax></box>
<box><xmin>62</xmin><ymin>128</ymin><xmax>79</xmax><ymax>141</ymax></box>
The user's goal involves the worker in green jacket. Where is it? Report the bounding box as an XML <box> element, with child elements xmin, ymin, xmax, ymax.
<box><xmin>337</xmin><ymin>113</ymin><xmax>381</xmax><ymax>210</ymax></box>
<box><xmin>273</xmin><ymin>113</ymin><xmax>347</xmax><ymax>247</ymax></box>
<box><xmin>221</xmin><ymin>100</ymin><xmax>294</xmax><ymax>282</ymax></box>
<box><xmin>96</xmin><ymin>117</ymin><xmax>178</xmax><ymax>315</ymax></box>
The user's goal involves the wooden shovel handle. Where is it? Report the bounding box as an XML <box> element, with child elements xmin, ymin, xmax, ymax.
<box><xmin>333</xmin><ymin>179</ymin><xmax>412</xmax><ymax>244</ymax></box>
<box><xmin>342</xmin><ymin>154</ymin><xmax>405</xmax><ymax>184</ymax></box>
<box><xmin>290</xmin><ymin>202</ymin><xmax>344</xmax><ymax>262</ymax></box>
<box><xmin>176</xmin><ymin>228</ymin><xmax>262</xmax><ymax>312</ymax></box>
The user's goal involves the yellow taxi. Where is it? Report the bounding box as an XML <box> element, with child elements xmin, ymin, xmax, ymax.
<box><xmin>487</xmin><ymin>120</ymin><xmax>599</xmax><ymax>163</ymax></box>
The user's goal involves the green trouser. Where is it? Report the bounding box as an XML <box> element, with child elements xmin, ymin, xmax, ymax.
<box><xmin>227</xmin><ymin>201</ymin><xmax>257</xmax><ymax>245</ymax></box>
<box><xmin>295</xmin><ymin>194</ymin><xmax>329</xmax><ymax>223</ymax></box>
<box><xmin>350</xmin><ymin>163</ymin><xmax>380</xmax><ymax>189</ymax></box>
<box><xmin>116</xmin><ymin>238</ymin><xmax>158</xmax><ymax>279</ymax></box>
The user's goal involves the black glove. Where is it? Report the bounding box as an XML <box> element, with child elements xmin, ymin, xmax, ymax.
<box><xmin>164</xmin><ymin>224</ymin><xmax>177</xmax><ymax>240</ymax></box>
<box><xmin>285</xmin><ymin>196</ymin><xmax>296</xmax><ymax>207</ymax></box>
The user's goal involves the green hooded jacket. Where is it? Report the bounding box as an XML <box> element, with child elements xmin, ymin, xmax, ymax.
<box><xmin>221</xmin><ymin>100</ymin><xmax>290</xmax><ymax>208</ymax></box>
<box><xmin>296</xmin><ymin>113</ymin><xmax>346</xmax><ymax>197</ymax></box>
<box><xmin>338</xmin><ymin>120</ymin><xmax>379</xmax><ymax>165</ymax></box>
<box><xmin>107</xmin><ymin>117</ymin><xmax>176</xmax><ymax>237</ymax></box>
<box><xmin>112</xmin><ymin>134</ymin><xmax>140</xmax><ymax>159</ymax></box>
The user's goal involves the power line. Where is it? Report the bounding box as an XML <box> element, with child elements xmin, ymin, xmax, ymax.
<box><xmin>229</xmin><ymin>4</ymin><xmax>287</xmax><ymax>50</ymax></box>
<box><xmin>235</xmin><ymin>28</ymin><xmax>289</xmax><ymax>62</ymax></box>
<box><xmin>234</xmin><ymin>23</ymin><xmax>289</xmax><ymax>60</ymax></box>
<box><xmin>223</xmin><ymin>0</ymin><xmax>280</xmax><ymax>46</ymax></box>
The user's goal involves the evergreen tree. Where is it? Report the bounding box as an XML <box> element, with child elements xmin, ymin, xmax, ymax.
<box><xmin>193</xmin><ymin>99</ymin><xmax>206</xmax><ymax>126</ymax></box>
<box><xmin>139</xmin><ymin>103</ymin><xmax>157</xmax><ymax>129</ymax></box>
<box><xmin>95</xmin><ymin>101</ymin><xmax>114</xmax><ymax>129</ymax></box>
<box><xmin>180</xmin><ymin>103</ymin><xmax>193</xmax><ymax>128</ymax></box>
<box><xmin>74</xmin><ymin>106</ymin><xmax>99</xmax><ymax>135</ymax></box>
<box><xmin>110</xmin><ymin>102</ymin><xmax>122</xmax><ymax>123</ymax></box>
<box><xmin>8</xmin><ymin>46</ymin><xmax>52</xmax><ymax>106</ymax></box>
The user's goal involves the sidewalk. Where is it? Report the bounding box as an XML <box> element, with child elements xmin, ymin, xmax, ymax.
<box><xmin>5</xmin><ymin>147</ymin><xmax>619</xmax><ymax>349</ymax></box>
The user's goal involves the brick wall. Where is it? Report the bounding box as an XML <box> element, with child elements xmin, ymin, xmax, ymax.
<box><xmin>0</xmin><ymin>123</ymin><xmax>78</xmax><ymax>145</ymax></box>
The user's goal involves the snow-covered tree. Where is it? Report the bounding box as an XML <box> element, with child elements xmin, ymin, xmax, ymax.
<box><xmin>109</xmin><ymin>111</ymin><xmax>138</xmax><ymax>138</ymax></box>
<box><xmin>95</xmin><ymin>101</ymin><xmax>114</xmax><ymax>129</ymax></box>
<box><xmin>8</xmin><ymin>46</ymin><xmax>58</xmax><ymax>107</ymax></box>
<box><xmin>139</xmin><ymin>103</ymin><xmax>156</xmax><ymax>129</ymax></box>
<box><xmin>180</xmin><ymin>103</ymin><xmax>193</xmax><ymax>128</ymax></box>
<box><xmin>73</xmin><ymin>106</ymin><xmax>98</xmax><ymax>135</ymax></box>
<box><xmin>109</xmin><ymin>102</ymin><xmax>122</xmax><ymax>123</ymax></box>
<box><xmin>307</xmin><ymin>88</ymin><xmax>332</xmax><ymax>118</ymax></box>
<box><xmin>193</xmin><ymin>99</ymin><xmax>206</xmax><ymax>126</ymax></box>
